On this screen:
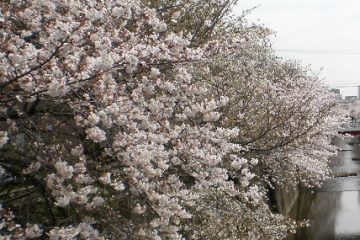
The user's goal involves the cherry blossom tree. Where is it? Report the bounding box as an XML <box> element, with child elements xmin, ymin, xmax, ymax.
<box><xmin>0</xmin><ymin>0</ymin><xmax>341</xmax><ymax>239</ymax></box>
<box><xmin>202</xmin><ymin>57</ymin><xmax>340</xmax><ymax>186</ymax></box>
<box><xmin>348</xmin><ymin>100</ymin><xmax>360</xmax><ymax>119</ymax></box>
<box><xmin>190</xmin><ymin>10</ymin><xmax>344</xmax><ymax>214</ymax></box>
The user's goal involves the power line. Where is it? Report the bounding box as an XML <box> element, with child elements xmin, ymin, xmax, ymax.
<box><xmin>328</xmin><ymin>84</ymin><xmax>360</xmax><ymax>87</ymax></box>
<box><xmin>329</xmin><ymin>85</ymin><xmax>360</xmax><ymax>88</ymax></box>
<box><xmin>276</xmin><ymin>49</ymin><xmax>360</xmax><ymax>55</ymax></box>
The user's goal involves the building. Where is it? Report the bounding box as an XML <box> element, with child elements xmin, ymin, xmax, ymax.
<box><xmin>345</xmin><ymin>96</ymin><xmax>358</xmax><ymax>101</ymax></box>
<box><xmin>330</xmin><ymin>88</ymin><xmax>342</xmax><ymax>100</ymax></box>
<box><xmin>337</xmin><ymin>94</ymin><xmax>357</xmax><ymax>110</ymax></box>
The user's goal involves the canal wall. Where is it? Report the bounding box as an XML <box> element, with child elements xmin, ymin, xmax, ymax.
<box><xmin>274</xmin><ymin>186</ymin><xmax>299</xmax><ymax>216</ymax></box>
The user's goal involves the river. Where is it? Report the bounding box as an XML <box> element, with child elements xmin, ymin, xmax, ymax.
<box><xmin>290</xmin><ymin>137</ymin><xmax>360</xmax><ymax>240</ymax></box>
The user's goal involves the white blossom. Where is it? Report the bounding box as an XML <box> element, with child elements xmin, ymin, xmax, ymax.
<box><xmin>48</xmin><ymin>79</ymin><xmax>68</xmax><ymax>97</ymax></box>
<box><xmin>0</xmin><ymin>131</ymin><xmax>9</xmax><ymax>148</ymax></box>
<box><xmin>99</xmin><ymin>172</ymin><xmax>111</xmax><ymax>185</ymax></box>
<box><xmin>85</xmin><ymin>127</ymin><xmax>106</xmax><ymax>142</ymax></box>
<box><xmin>56</xmin><ymin>195</ymin><xmax>70</xmax><ymax>207</ymax></box>
<box><xmin>55</xmin><ymin>161</ymin><xmax>74</xmax><ymax>180</ymax></box>
<box><xmin>133</xmin><ymin>203</ymin><xmax>146</xmax><ymax>214</ymax></box>
<box><xmin>25</xmin><ymin>224</ymin><xmax>43</xmax><ymax>239</ymax></box>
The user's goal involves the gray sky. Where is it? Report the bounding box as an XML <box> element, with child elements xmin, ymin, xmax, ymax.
<box><xmin>234</xmin><ymin>0</ymin><xmax>360</xmax><ymax>97</ymax></box>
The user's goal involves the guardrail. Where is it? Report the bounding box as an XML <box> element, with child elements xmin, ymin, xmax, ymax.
<box><xmin>339</xmin><ymin>120</ymin><xmax>360</xmax><ymax>134</ymax></box>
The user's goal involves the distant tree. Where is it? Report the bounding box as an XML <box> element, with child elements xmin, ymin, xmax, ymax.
<box><xmin>349</xmin><ymin>100</ymin><xmax>360</xmax><ymax>119</ymax></box>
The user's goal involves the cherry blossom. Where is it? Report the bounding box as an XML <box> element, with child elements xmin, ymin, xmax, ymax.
<box><xmin>0</xmin><ymin>0</ymin><xmax>343</xmax><ymax>239</ymax></box>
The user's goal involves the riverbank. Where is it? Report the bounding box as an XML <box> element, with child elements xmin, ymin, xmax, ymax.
<box><xmin>281</xmin><ymin>137</ymin><xmax>360</xmax><ymax>239</ymax></box>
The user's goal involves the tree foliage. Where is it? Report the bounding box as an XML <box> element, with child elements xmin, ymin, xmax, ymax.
<box><xmin>0</xmin><ymin>0</ymin><xmax>342</xmax><ymax>239</ymax></box>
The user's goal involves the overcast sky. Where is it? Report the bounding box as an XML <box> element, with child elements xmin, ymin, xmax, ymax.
<box><xmin>234</xmin><ymin>0</ymin><xmax>360</xmax><ymax>97</ymax></box>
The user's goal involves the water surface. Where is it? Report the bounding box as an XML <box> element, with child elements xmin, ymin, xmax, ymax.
<box><xmin>292</xmin><ymin>138</ymin><xmax>360</xmax><ymax>240</ymax></box>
